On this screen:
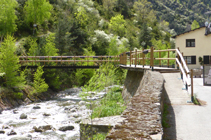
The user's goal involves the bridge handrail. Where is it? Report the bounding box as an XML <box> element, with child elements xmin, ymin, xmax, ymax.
<box><xmin>175</xmin><ymin>49</ymin><xmax>190</xmax><ymax>74</ymax></box>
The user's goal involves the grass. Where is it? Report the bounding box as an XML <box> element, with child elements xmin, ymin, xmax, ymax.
<box><xmin>91</xmin><ymin>87</ymin><xmax>126</xmax><ymax>119</ymax></box>
<box><xmin>162</xmin><ymin>103</ymin><xmax>170</xmax><ymax>128</ymax></box>
<box><xmin>88</xmin><ymin>133</ymin><xmax>107</xmax><ymax>140</ymax></box>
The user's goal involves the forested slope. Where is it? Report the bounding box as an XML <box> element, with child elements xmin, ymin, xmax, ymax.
<box><xmin>148</xmin><ymin>0</ymin><xmax>211</xmax><ymax>34</ymax></box>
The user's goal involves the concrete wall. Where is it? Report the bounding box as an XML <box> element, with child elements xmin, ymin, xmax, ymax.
<box><xmin>106</xmin><ymin>70</ymin><xmax>165</xmax><ymax>140</ymax></box>
<box><xmin>175</xmin><ymin>27</ymin><xmax>211</xmax><ymax>69</ymax></box>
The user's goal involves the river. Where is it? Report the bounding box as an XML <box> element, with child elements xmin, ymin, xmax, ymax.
<box><xmin>0</xmin><ymin>88</ymin><xmax>106</xmax><ymax>140</ymax></box>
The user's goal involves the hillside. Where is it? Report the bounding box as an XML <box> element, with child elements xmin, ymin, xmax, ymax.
<box><xmin>149</xmin><ymin>0</ymin><xmax>211</xmax><ymax>34</ymax></box>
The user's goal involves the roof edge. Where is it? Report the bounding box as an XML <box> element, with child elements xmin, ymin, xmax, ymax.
<box><xmin>172</xmin><ymin>26</ymin><xmax>205</xmax><ymax>38</ymax></box>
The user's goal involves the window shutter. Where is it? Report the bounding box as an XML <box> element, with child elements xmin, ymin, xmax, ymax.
<box><xmin>204</xmin><ymin>56</ymin><xmax>209</xmax><ymax>64</ymax></box>
<box><xmin>191</xmin><ymin>56</ymin><xmax>196</xmax><ymax>64</ymax></box>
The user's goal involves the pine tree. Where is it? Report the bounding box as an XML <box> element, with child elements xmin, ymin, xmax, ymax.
<box><xmin>0</xmin><ymin>35</ymin><xmax>25</xmax><ymax>87</ymax></box>
<box><xmin>33</xmin><ymin>66</ymin><xmax>49</xmax><ymax>94</ymax></box>
<box><xmin>0</xmin><ymin>0</ymin><xmax>18</xmax><ymax>40</ymax></box>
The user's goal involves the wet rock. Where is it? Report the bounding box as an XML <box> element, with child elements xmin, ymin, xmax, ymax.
<box><xmin>0</xmin><ymin>130</ymin><xmax>5</xmax><ymax>134</ymax></box>
<box><xmin>10</xmin><ymin>136</ymin><xmax>31</xmax><ymax>140</ymax></box>
<box><xmin>7</xmin><ymin>130</ymin><xmax>17</xmax><ymax>136</ymax></box>
<box><xmin>33</xmin><ymin>125</ymin><xmax>53</xmax><ymax>132</ymax></box>
<box><xmin>73</xmin><ymin>114</ymin><xmax>79</xmax><ymax>118</ymax></box>
<box><xmin>33</xmin><ymin>126</ymin><xmax>43</xmax><ymax>132</ymax></box>
<box><xmin>33</xmin><ymin>106</ymin><xmax>41</xmax><ymax>109</ymax></box>
<box><xmin>2</xmin><ymin>125</ymin><xmax>10</xmax><ymax>129</ymax></box>
<box><xmin>75</xmin><ymin>119</ymin><xmax>81</xmax><ymax>124</ymax></box>
<box><xmin>79</xmin><ymin>101</ymin><xmax>86</xmax><ymax>106</ymax></box>
<box><xmin>20</xmin><ymin>113</ymin><xmax>27</xmax><ymax>119</ymax></box>
<box><xmin>70</xmin><ymin>109</ymin><xmax>76</xmax><ymax>112</ymax></box>
<box><xmin>13</xmin><ymin>109</ymin><xmax>18</xmax><ymax>114</ymax></box>
<box><xmin>43</xmin><ymin>113</ymin><xmax>51</xmax><ymax>116</ymax></box>
<box><xmin>59</xmin><ymin>126</ymin><xmax>74</xmax><ymax>131</ymax></box>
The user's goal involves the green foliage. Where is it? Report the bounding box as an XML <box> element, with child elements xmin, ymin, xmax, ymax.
<box><xmin>82</xmin><ymin>63</ymin><xmax>118</xmax><ymax>92</ymax></box>
<box><xmin>24</xmin><ymin>0</ymin><xmax>53</xmax><ymax>25</ymax></box>
<box><xmin>27</xmin><ymin>37</ymin><xmax>39</xmax><ymax>56</ymax></box>
<box><xmin>0</xmin><ymin>35</ymin><xmax>25</xmax><ymax>88</ymax></box>
<box><xmin>162</xmin><ymin>104</ymin><xmax>170</xmax><ymax>128</ymax></box>
<box><xmin>91</xmin><ymin>87</ymin><xmax>126</xmax><ymax>119</ymax></box>
<box><xmin>109</xmin><ymin>14</ymin><xmax>126</xmax><ymax>37</ymax></box>
<box><xmin>75</xmin><ymin>46</ymin><xmax>95</xmax><ymax>86</ymax></box>
<box><xmin>89</xmin><ymin>133</ymin><xmax>107</xmax><ymax>140</ymax></box>
<box><xmin>191</xmin><ymin>20</ymin><xmax>200</xmax><ymax>30</ymax></box>
<box><xmin>43</xmin><ymin>33</ymin><xmax>58</xmax><ymax>56</ymax></box>
<box><xmin>33</xmin><ymin>66</ymin><xmax>49</xmax><ymax>94</ymax></box>
<box><xmin>75</xmin><ymin>7</ymin><xmax>88</xmax><ymax>28</ymax></box>
<box><xmin>0</xmin><ymin>0</ymin><xmax>18</xmax><ymax>39</ymax></box>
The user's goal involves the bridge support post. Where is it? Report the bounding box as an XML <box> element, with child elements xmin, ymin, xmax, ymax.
<box><xmin>135</xmin><ymin>49</ymin><xmax>137</xmax><ymax>67</ymax></box>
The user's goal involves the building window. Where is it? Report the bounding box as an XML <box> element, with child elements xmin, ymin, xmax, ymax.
<box><xmin>186</xmin><ymin>39</ymin><xmax>195</xmax><ymax>47</ymax></box>
<box><xmin>184</xmin><ymin>56</ymin><xmax>196</xmax><ymax>64</ymax></box>
<box><xmin>203</xmin><ymin>56</ymin><xmax>211</xmax><ymax>64</ymax></box>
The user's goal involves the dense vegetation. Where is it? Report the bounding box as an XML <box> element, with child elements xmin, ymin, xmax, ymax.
<box><xmin>0</xmin><ymin>0</ymin><xmax>185</xmax><ymax>98</ymax></box>
<box><xmin>148</xmin><ymin>0</ymin><xmax>211</xmax><ymax>34</ymax></box>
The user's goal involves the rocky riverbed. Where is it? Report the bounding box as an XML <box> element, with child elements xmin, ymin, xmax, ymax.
<box><xmin>0</xmin><ymin>88</ymin><xmax>108</xmax><ymax>140</ymax></box>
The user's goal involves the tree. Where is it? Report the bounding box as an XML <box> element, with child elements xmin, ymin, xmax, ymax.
<box><xmin>191</xmin><ymin>20</ymin><xmax>200</xmax><ymax>30</ymax></box>
<box><xmin>43</xmin><ymin>33</ymin><xmax>58</xmax><ymax>56</ymax></box>
<box><xmin>139</xmin><ymin>23</ymin><xmax>152</xmax><ymax>49</ymax></box>
<box><xmin>24</xmin><ymin>0</ymin><xmax>53</xmax><ymax>25</ymax></box>
<box><xmin>133</xmin><ymin>0</ymin><xmax>156</xmax><ymax>25</ymax></box>
<box><xmin>109</xmin><ymin>14</ymin><xmax>126</xmax><ymax>37</ymax></box>
<box><xmin>0</xmin><ymin>35</ymin><xmax>25</xmax><ymax>87</ymax></box>
<box><xmin>0</xmin><ymin>0</ymin><xmax>18</xmax><ymax>41</ymax></box>
<box><xmin>33</xmin><ymin>66</ymin><xmax>49</xmax><ymax>94</ymax></box>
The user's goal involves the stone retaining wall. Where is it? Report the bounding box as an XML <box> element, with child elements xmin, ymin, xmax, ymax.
<box><xmin>106</xmin><ymin>70</ymin><xmax>165</xmax><ymax>140</ymax></box>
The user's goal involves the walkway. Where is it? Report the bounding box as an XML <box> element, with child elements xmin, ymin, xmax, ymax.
<box><xmin>163</xmin><ymin>73</ymin><xmax>211</xmax><ymax>140</ymax></box>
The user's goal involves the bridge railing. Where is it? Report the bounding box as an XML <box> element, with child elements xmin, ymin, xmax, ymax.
<box><xmin>119</xmin><ymin>47</ymin><xmax>193</xmax><ymax>100</ymax></box>
<box><xmin>19</xmin><ymin>55</ymin><xmax>120</xmax><ymax>66</ymax></box>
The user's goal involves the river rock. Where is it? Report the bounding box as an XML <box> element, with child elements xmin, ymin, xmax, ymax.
<box><xmin>0</xmin><ymin>130</ymin><xmax>5</xmax><ymax>134</ymax></box>
<box><xmin>33</xmin><ymin>126</ymin><xmax>42</xmax><ymax>132</ymax></box>
<box><xmin>7</xmin><ymin>130</ymin><xmax>17</xmax><ymax>136</ymax></box>
<box><xmin>33</xmin><ymin>125</ymin><xmax>53</xmax><ymax>132</ymax></box>
<box><xmin>43</xmin><ymin>113</ymin><xmax>51</xmax><ymax>116</ymax></box>
<box><xmin>79</xmin><ymin>101</ymin><xmax>86</xmax><ymax>106</ymax></box>
<box><xmin>70</xmin><ymin>108</ymin><xmax>76</xmax><ymax>112</ymax></box>
<box><xmin>20</xmin><ymin>113</ymin><xmax>27</xmax><ymax>119</ymax></box>
<box><xmin>59</xmin><ymin>126</ymin><xmax>74</xmax><ymax>131</ymax></box>
<box><xmin>13</xmin><ymin>110</ymin><xmax>18</xmax><ymax>114</ymax></box>
<box><xmin>2</xmin><ymin>125</ymin><xmax>10</xmax><ymax>129</ymax></box>
<box><xmin>33</xmin><ymin>106</ymin><xmax>41</xmax><ymax>109</ymax></box>
<box><xmin>10</xmin><ymin>136</ymin><xmax>31</xmax><ymax>140</ymax></box>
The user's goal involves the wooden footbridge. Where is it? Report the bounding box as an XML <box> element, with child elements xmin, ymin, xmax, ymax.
<box><xmin>20</xmin><ymin>47</ymin><xmax>193</xmax><ymax>100</ymax></box>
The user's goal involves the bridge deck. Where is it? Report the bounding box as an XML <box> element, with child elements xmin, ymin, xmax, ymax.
<box><xmin>120</xmin><ymin>65</ymin><xmax>180</xmax><ymax>73</ymax></box>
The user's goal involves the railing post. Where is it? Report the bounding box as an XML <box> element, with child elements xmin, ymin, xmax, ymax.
<box><xmin>191</xmin><ymin>69</ymin><xmax>194</xmax><ymax>102</ymax></box>
<box><xmin>168</xmin><ymin>50</ymin><xmax>170</xmax><ymax>68</ymax></box>
<box><xmin>135</xmin><ymin>49</ymin><xmax>137</xmax><ymax>67</ymax></box>
<box><xmin>48</xmin><ymin>56</ymin><xmax>49</xmax><ymax>65</ymax></box>
<box><xmin>177</xmin><ymin>47</ymin><xmax>180</xmax><ymax>69</ymax></box>
<box><xmin>142</xmin><ymin>48</ymin><xmax>145</xmax><ymax>67</ymax></box>
<box><xmin>150</xmin><ymin>47</ymin><xmax>154</xmax><ymax>71</ymax></box>
<box><xmin>130</xmin><ymin>50</ymin><xmax>131</xmax><ymax>66</ymax></box>
<box><xmin>159</xmin><ymin>51</ymin><xmax>161</xmax><ymax>67</ymax></box>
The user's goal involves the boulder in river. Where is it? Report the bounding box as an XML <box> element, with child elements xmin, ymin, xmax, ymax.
<box><xmin>13</xmin><ymin>110</ymin><xmax>18</xmax><ymax>114</ymax></box>
<box><xmin>0</xmin><ymin>130</ymin><xmax>5</xmax><ymax>134</ymax></box>
<box><xmin>59</xmin><ymin>126</ymin><xmax>74</xmax><ymax>131</ymax></box>
<box><xmin>7</xmin><ymin>130</ymin><xmax>17</xmax><ymax>136</ymax></box>
<box><xmin>33</xmin><ymin>125</ymin><xmax>54</xmax><ymax>132</ymax></box>
<box><xmin>33</xmin><ymin>106</ymin><xmax>41</xmax><ymax>109</ymax></box>
<box><xmin>43</xmin><ymin>113</ymin><xmax>51</xmax><ymax>116</ymax></box>
<box><xmin>20</xmin><ymin>113</ymin><xmax>27</xmax><ymax>119</ymax></box>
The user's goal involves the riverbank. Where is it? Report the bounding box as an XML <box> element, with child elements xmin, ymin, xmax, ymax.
<box><xmin>0</xmin><ymin>86</ymin><xmax>58</xmax><ymax>113</ymax></box>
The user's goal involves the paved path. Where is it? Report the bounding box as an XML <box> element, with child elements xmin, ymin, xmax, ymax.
<box><xmin>162</xmin><ymin>73</ymin><xmax>211</xmax><ymax>140</ymax></box>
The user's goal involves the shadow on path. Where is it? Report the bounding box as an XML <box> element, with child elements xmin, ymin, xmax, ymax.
<box><xmin>163</xmin><ymin>88</ymin><xmax>176</xmax><ymax>140</ymax></box>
